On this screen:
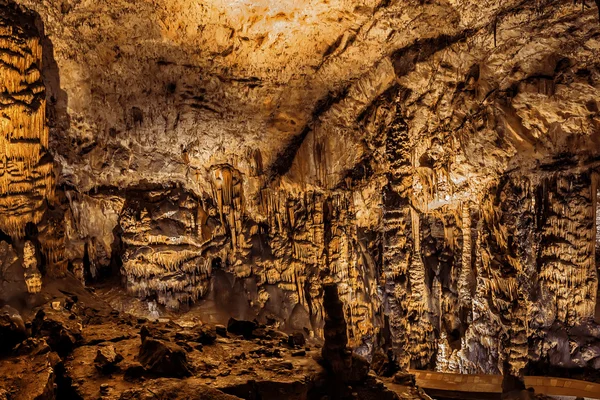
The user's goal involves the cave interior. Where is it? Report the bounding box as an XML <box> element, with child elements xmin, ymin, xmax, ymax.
<box><xmin>1</xmin><ymin>0</ymin><xmax>600</xmax><ymax>399</ymax></box>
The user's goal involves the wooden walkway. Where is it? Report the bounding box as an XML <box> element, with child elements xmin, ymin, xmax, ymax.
<box><xmin>410</xmin><ymin>370</ymin><xmax>600</xmax><ymax>399</ymax></box>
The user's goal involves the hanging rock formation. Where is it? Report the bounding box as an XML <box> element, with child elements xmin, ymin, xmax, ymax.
<box><xmin>0</xmin><ymin>3</ymin><xmax>53</xmax><ymax>238</ymax></box>
<box><xmin>1</xmin><ymin>1</ymin><xmax>600</xmax><ymax>395</ymax></box>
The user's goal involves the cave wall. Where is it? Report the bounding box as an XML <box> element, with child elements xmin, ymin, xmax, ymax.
<box><xmin>1</xmin><ymin>0</ymin><xmax>600</xmax><ymax>381</ymax></box>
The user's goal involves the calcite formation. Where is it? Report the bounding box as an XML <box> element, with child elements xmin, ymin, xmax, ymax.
<box><xmin>0</xmin><ymin>3</ymin><xmax>53</xmax><ymax>238</ymax></box>
<box><xmin>22</xmin><ymin>240</ymin><xmax>40</xmax><ymax>293</ymax></box>
<box><xmin>2</xmin><ymin>0</ymin><xmax>600</xmax><ymax>395</ymax></box>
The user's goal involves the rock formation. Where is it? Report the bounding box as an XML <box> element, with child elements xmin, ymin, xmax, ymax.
<box><xmin>0</xmin><ymin>3</ymin><xmax>53</xmax><ymax>239</ymax></box>
<box><xmin>1</xmin><ymin>0</ymin><xmax>600</xmax><ymax>398</ymax></box>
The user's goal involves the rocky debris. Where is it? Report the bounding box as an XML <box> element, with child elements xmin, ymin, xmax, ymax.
<box><xmin>138</xmin><ymin>336</ymin><xmax>192</xmax><ymax>377</ymax></box>
<box><xmin>0</xmin><ymin>273</ymin><xmax>427</xmax><ymax>400</ymax></box>
<box><xmin>175</xmin><ymin>325</ymin><xmax>217</xmax><ymax>345</ymax></box>
<box><xmin>288</xmin><ymin>332</ymin><xmax>306</xmax><ymax>348</ymax></box>
<box><xmin>95</xmin><ymin>344</ymin><xmax>124</xmax><ymax>373</ymax></box>
<box><xmin>218</xmin><ymin>379</ymin><xmax>310</xmax><ymax>400</ymax></box>
<box><xmin>372</xmin><ymin>350</ymin><xmax>400</xmax><ymax>378</ymax></box>
<box><xmin>0</xmin><ymin>349</ymin><xmax>61</xmax><ymax>400</ymax></box>
<box><xmin>0</xmin><ymin>305</ymin><xmax>27</xmax><ymax>354</ymax></box>
<box><xmin>32</xmin><ymin>306</ymin><xmax>83</xmax><ymax>356</ymax></box>
<box><xmin>227</xmin><ymin>318</ymin><xmax>257</xmax><ymax>339</ymax></box>
<box><xmin>392</xmin><ymin>372</ymin><xmax>416</xmax><ymax>387</ymax></box>
<box><xmin>321</xmin><ymin>283</ymin><xmax>369</xmax><ymax>383</ymax></box>
<box><xmin>119</xmin><ymin>378</ymin><xmax>241</xmax><ymax>400</ymax></box>
<box><xmin>14</xmin><ymin>337</ymin><xmax>51</xmax><ymax>356</ymax></box>
<box><xmin>249</xmin><ymin>347</ymin><xmax>283</xmax><ymax>358</ymax></box>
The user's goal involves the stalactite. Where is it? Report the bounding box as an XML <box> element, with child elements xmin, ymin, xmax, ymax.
<box><xmin>539</xmin><ymin>173</ymin><xmax>597</xmax><ymax>325</ymax></box>
<box><xmin>0</xmin><ymin>7</ymin><xmax>54</xmax><ymax>239</ymax></box>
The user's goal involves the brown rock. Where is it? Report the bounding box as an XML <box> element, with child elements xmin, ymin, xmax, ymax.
<box><xmin>95</xmin><ymin>344</ymin><xmax>124</xmax><ymax>373</ymax></box>
<box><xmin>288</xmin><ymin>332</ymin><xmax>306</xmax><ymax>348</ymax></box>
<box><xmin>32</xmin><ymin>306</ymin><xmax>83</xmax><ymax>356</ymax></box>
<box><xmin>227</xmin><ymin>318</ymin><xmax>257</xmax><ymax>339</ymax></box>
<box><xmin>138</xmin><ymin>337</ymin><xmax>192</xmax><ymax>378</ymax></box>
<box><xmin>0</xmin><ymin>305</ymin><xmax>27</xmax><ymax>354</ymax></box>
<box><xmin>118</xmin><ymin>378</ymin><xmax>240</xmax><ymax>400</ymax></box>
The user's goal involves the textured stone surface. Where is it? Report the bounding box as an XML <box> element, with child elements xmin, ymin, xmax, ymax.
<box><xmin>0</xmin><ymin>0</ymin><xmax>600</xmax><ymax>390</ymax></box>
<box><xmin>0</xmin><ymin>305</ymin><xmax>26</xmax><ymax>353</ymax></box>
<box><xmin>0</xmin><ymin>2</ymin><xmax>54</xmax><ymax>239</ymax></box>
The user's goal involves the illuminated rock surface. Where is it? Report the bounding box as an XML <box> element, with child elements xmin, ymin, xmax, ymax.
<box><xmin>0</xmin><ymin>0</ymin><xmax>600</xmax><ymax>398</ymax></box>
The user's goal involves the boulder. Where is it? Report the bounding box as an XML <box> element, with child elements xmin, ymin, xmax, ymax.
<box><xmin>175</xmin><ymin>325</ymin><xmax>217</xmax><ymax>345</ymax></box>
<box><xmin>0</xmin><ymin>305</ymin><xmax>27</xmax><ymax>354</ymax></box>
<box><xmin>95</xmin><ymin>344</ymin><xmax>124</xmax><ymax>373</ymax></box>
<box><xmin>227</xmin><ymin>318</ymin><xmax>257</xmax><ymax>339</ymax></box>
<box><xmin>139</xmin><ymin>337</ymin><xmax>192</xmax><ymax>377</ymax></box>
<box><xmin>32</xmin><ymin>306</ymin><xmax>83</xmax><ymax>356</ymax></box>
<box><xmin>215</xmin><ymin>325</ymin><xmax>227</xmax><ymax>337</ymax></box>
<box><xmin>288</xmin><ymin>332</ymin><xmax>306</xmax><ymax>348</ymax></box>
<box><xmin>0</xmin><ymin>350</ymin><xmax>61</xmax><ymax>400</ymax></box>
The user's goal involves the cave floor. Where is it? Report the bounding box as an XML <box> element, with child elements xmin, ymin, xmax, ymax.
<box><xmin>0</xmin><ymin>275</ymin><xmax>424</xmax><ymax>400</ymax></box>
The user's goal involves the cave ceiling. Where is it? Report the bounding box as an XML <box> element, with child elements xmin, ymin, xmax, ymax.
<box><xmin>17</xmin><ymin>0</ymin><xmax>600</xmax><ymax>198</ymax></box>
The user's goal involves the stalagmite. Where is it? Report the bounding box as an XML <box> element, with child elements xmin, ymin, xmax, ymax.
<box><xmin>23</xmin><ymin>240</ymin><xmax>41</xmax><ymax>293</ymax></box>
<box><xmin>458</xmin><ymin>202</ymin><xmax>472</xmax><ymax>308</ymax></box>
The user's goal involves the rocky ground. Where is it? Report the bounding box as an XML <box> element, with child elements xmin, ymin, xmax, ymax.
<box><xmin>0</xmin><ymin>275</ymin><xmax>428</xmax><ymax>400</ymax></box>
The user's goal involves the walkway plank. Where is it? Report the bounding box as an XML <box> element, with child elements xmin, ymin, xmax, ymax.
<box><xmin>409</xmin><ymin>370</ymin><xmax>600</xmax><ymax>399</ymax></box>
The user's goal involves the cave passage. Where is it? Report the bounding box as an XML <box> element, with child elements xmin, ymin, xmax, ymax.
<box><xmin>1</xmin><ymin>1</ymin><xmax>600</xmax><ymax>400</ymax></box>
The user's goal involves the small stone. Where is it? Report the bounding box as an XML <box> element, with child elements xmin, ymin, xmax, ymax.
<box><xmin>393</xmin><ymin>372</ymin><xmax>416</xmax><ymax>386</ymax></box>
<box><xmin>292</xmin><ymin>350</ymin><xmax>306</xmax><ymax>357</ymax></box>
<box><xmin>288</xmin><ymin>332</ymin><xmax>306</xmax><ymax>348</ymax></box>
<box><xmin>95</xmin><ymin>345</ymin><xmax>123</xmax><ymax>373</ymax></box>
<box><xmin>215</xmin><ymin>325</ymin><xmax>227</xmax><ymax>337</ymax></box>
<box><xmin>124</xmin><ymin>365</ymin><xmax>145</xmax><ymax>382</ymax></box>
<box><xmin>51</xmin><ymin>301</ymin><xmax>61</xmax><ymax>310</ymax></box>
<box><xmin>100</xmin><ymin>383</ymin><xmax>110</xmax><ymax>395</ymax></box>
<box><xmin>227</xmin><ymin>318</ymin><xmax>257</xmax><ymax>338</ymax></box>
<box><xmin>31</xmin><ymin>306</ymin><xmax>82</xmax><ymax>356</ymax></box>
